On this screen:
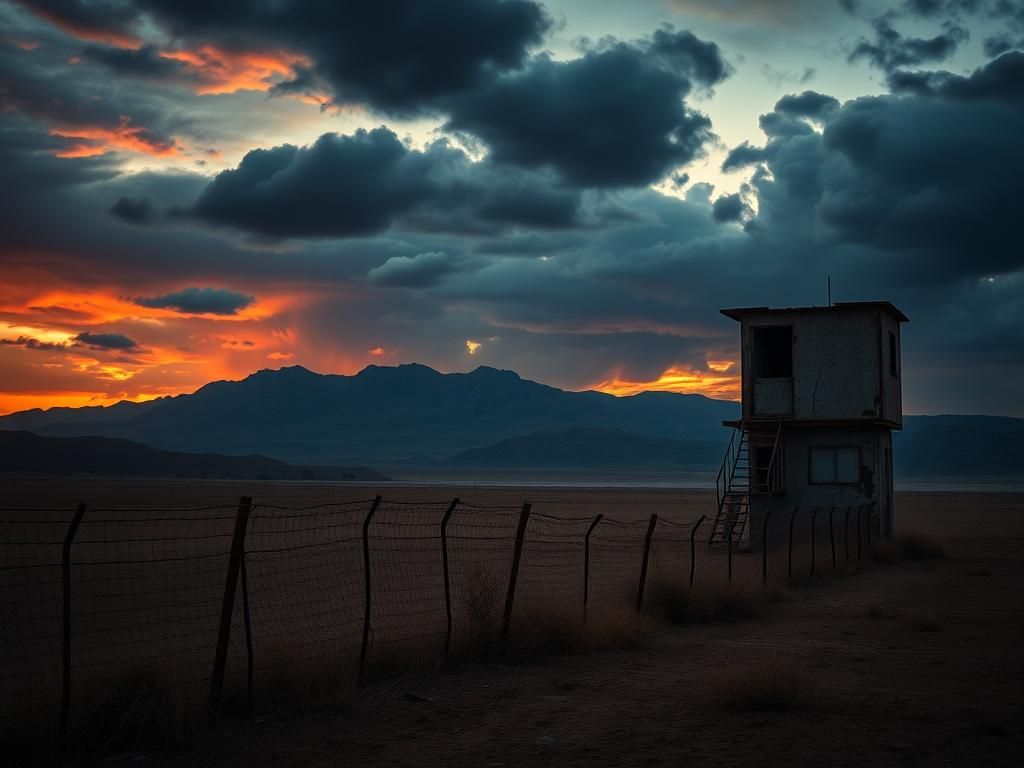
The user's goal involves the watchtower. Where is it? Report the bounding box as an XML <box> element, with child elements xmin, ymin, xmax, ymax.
<box><xmin>711</xmin><ymin>301</ymin><xmax>908</xmax><ymax>550</ymax></box>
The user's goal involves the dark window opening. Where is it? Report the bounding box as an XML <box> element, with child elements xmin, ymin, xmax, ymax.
<box><xmin>751</xmin><ymin>326</ymin><xmax>793</xmax><ymax>378</ymax></box>
<box><xmin>888</xmin><ymin>331</ymin><xmax>898</xmax><ymax>378</ymax></box>
<box><xmin>809</xmin><ymin>446</ymin><xmax>861</xmax><ymax>484</ymax></box>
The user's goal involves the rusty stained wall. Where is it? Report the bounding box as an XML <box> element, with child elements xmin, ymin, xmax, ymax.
<box><xmin>739</xmin><ymin>306</ymin><xmax>901</xmax><ymax>424</ymax></box>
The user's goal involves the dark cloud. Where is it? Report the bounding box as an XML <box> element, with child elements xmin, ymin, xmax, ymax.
<box><xmin>444</xmin><ymin>29</ymin><xmax>726</xmax><ymax>186</ymax></box>
<box><xmin>887</xmin><ymin>50</ymin><xmax>1024</xmax><ymax>102</ymax></box>
<box><xmin>366</xmin><ymin>251</ymin><xmax>467</xmax><ymax>288</ymax></box>
<box><xmin>849</xmin><ymin>15</ymin><xmax>968</xmax><ymax>71</ymax></box>
<box><xmin>134</xmin><ymin>287</ymin><xmax>255</xmax><ymax>315</ymax></box>
<box><xmin>0</xmin><ymin>336</ymin><xmax>67</xmax><ymax>351</ymax></box>
<box><xmin>135</xmin><ymin>0</ymin><xmax>550</xmax><ymax>114</ymax></box>
<box><xmin>110</xmin><ymin>195</ymin><xmax>154</xmax><ymax>224</ymax></box>
<box><xmin>190</xmin><ymin>127</ymin><xmax>589</xmax><ymax>239</ymax></box>
<box><xmin>722</xmin><ymin>142</ymin><xmax>769</xmax><ymax>171</ymax></box>
<box><xmin>78</xmin><ymin>43</ymin><xmax>182</xmax><ymax>79</ymax></box>
<box><xmin>73</xmin><ymin>331</ymin><xmax>138</xmax><ymax>349</ymax></box>
<box><xmin>711</xmin><ymin>193</ymin><xmax>749</xmax><ymax>223</ymax></box>
<box><xmin>774</xmin><ymin>90</ymin><xmax>840</xmax><ymax>118</ymax></box>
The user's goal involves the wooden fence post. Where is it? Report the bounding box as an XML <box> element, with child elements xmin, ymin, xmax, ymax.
<box><xmin>787</xmin><ymin>506</ymin><xmax>800</xmax><ymax>583</ymax></box>
<box><xmin>440</xmin><ymin>497</ymin><xmax>459</xmax><ymax>657</ymax></box>
<box><xmin>636</xmin><ymin>514</ymin><xmax>658</xmax><ymax>611</ymax></box>
<box><xmin>501</xmin><ymin>503</ymin><xmax>532</xmax><ymax>639</ymax></box>
<box><xmin>809</xmin><ymin>506</ymin><xmax>820</xmax><ymax>578</ymax></box>
<box><xmin>582</xmin><ymin>514</ymin><xmax>603</xmax><ymax>622</ymax></box>
<box><xmin>689</xmin><ymin>516</ymin><xmax>705</xmax><ymax>588</ymax></box>
<box><xmin>59</xmin><ymin>502</ymin><xmax>87</xmax><ymax>748</ymax></box>
<box><xmin>357</xmin><ymin>495</ymin><xmax>382</xmax><ymax>684</ymax></box>
<box><xmin>210</xmin><ymin>496</ymin><xmax>252</xmax><ymax>705</ymax></box>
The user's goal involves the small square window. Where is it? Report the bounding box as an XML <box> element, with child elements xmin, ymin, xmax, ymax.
<box><xmin>809</xmin><ymin>446</ymin><xmax>861</xmax><ymax>484</ymax></box>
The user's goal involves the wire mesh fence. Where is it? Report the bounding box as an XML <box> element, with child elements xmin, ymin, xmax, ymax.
<box><xmin>0</xmin><ymin>496</ymin><xmax>879</xmax><ymax>754</ymax></box>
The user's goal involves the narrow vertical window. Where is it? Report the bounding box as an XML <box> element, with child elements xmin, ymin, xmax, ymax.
<box><xmin>889</xmin><ymin>331</ymin><xmax>898</xmax><ymax>378</ymax></box>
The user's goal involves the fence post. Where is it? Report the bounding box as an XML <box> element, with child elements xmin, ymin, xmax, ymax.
<box><xmin>60</xmin><ymin>501</ymin><xmax>87</xmax><ymax>749</ymax></box>
<box><xmin>239</xmin><ymin>553</ymin><xmax>254</xmax><ymax>720</ymax></box>
<box><xmin>440</xmin><ymin>497</ymin><xmax>459</xmax><ymax>658</ymax></box>
<box><xmin>843</xmin><ymin>506</ymin><xmax>852</xmax><ymax>569</ymax></box>
<box><xmin>762</xmin><ymin>505</ymin><xmax>774</xmax><ymax>585</ymax></box>
<box><xmin>787</xmin><ymin>506</ymin><xmax>800</xmax><ymax>583</ymax></box>
<box><xmin>357</xmin><ymin>495</ymin><xmax>382</xmax><ymax>684</ymax></box>
<box><xmin>829</xmin><ymin>506</ymin><xmax>837</xmax><ymax>573</ymax></box>
<box><xmin>636</xmin><ymin>514</ymin><xmax>658</xmax><ymax>610</ymax></box>
<box><xmin>809</xmin><ymin>506</ymin><xmax>820</xmax><ymax>578</ymax></box>
<box><xmin>582</xmin><ymin>513</ymin><xmax>603</xmax><ymax>622</ymax></box>
<box><xmin>210</xmin><ymin>496</ymin><xmax>252</xmax><ymax>705</ymax></box>
<box><xmin>501</xmin><ymin>503</ymin><xmax>532</xmax><ymax>639</ymax></box>
<box><xmin>689</xmin><ymin>515</ymin><xmax>705</xmax><ymax>588</ymax></box>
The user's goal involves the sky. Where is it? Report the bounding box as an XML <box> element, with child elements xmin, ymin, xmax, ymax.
<box><xmin>0</xmin><ymin>0</ymin><xmax>1022</xmax><ymax>416</ymax></box>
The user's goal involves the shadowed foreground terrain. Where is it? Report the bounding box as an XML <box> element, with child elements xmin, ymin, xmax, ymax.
<box><xmin>2</xmin><ymin>478</ymin><xmax>1018</xmax><ymax>766</ymax></box>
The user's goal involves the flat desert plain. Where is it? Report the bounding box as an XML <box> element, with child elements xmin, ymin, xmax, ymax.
<box><xmin>2</xmin><ymin>477</ymin><xmax>1022</xmax><ymax>766</ymax></box>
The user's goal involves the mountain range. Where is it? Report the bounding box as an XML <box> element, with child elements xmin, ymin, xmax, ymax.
<box><xmin>1</xmin><ymin>364</ymin><xmax>1022</xmax><ymax>477</ymax></box>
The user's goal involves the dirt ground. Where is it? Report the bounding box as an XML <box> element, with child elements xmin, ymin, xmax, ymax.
<box><xmin>112</xmin><ymin>488</ymin><xmax>1023</xmax><ymax>768</ymax></box>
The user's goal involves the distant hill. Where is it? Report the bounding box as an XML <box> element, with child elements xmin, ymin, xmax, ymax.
<box><xmin>0</xmin><ymin>364</ymin><xmax>738</xmax><ymax>463</ymax></box>
<box><xmin>0</xmin><ymin>364</ymin><xmax>1020</xmax><ymax>476</ymax></box>
<box><xmin>0</xmin><ymin>431</ymin><xmax>388</xmax><ymax>481</ymax></box>
<box><xmin>447</xmin><ymin>427</ymin><xmax>721</xmax><ymax>470</ymax></box>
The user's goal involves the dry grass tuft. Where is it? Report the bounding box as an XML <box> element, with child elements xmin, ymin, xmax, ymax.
<box><xmin>646</xmin><ymin>579</ymin><xmax>760</xmax><ymax>624</ymax></box>
<box><xmin>713</xmin><ymin>657</ymin><xmax>820</xmax><ymax>712</ymax></box>
<box><xmin>80</xmin><ymin>662</ymin><xmax>206</xmax><ymax>753</ymax></box>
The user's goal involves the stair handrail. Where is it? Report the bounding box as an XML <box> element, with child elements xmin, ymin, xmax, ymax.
<box><xmin>715</xmin><ymin>427</ymin><xmax>739</xmax><ymax>512</ymax></box>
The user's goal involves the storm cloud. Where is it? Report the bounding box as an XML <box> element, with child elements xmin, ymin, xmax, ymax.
<box><xmin>134</xmin><ymin>287</ymin><xmax>255</xmax><ymax>315</ymax></box>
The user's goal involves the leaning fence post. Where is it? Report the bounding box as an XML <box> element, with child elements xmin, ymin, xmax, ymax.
<box><xmin>843</xmin><ymin>506</ymin><xmax>852</xmax><ymax>569</ymax></box>
<box><xmin>501</xmin><ymin>503</ymin><xmax>532</xmax><ymax>639</ymax></box>
<box><xmin>809</xmin><ymin>506</ymin><xmax>820</xmax><ymax>578</ymax></box>
<box><xmin>762</xmin><ymin>505</ymin><xmax>774</xmax><ymax>585</ymax></box>
<box><xmin>582</xmin><ymin>514</ymin><xmax>603</xmax><ymax>622</ymax></box>
<box><xmin>787</xmin><ymin>506</ymin><xmax>800</xmax><ymax>583</ymax></box>
<box><xmin>636</xmin><ymin>514</ymin><xmax>658</xmax><ymax>610</ymax></box>
<box><xmin>440</xmin><ymin>497</ymin><xmax>459</xmax><ymax>658</ymax></box>
<box><xmin>689</xmin><ymin>515</ymin><xmax>705</xmax><ymax>588</ymax></box>
<box><xmin>829</xmin><ymin>506</ymin><xmax>837</xmax><ymax>573</ymax></box>
<box><xmin>60</xmin><ymin>501</ymin><xmax>87</xmax><ymax>748</ymax></box>
<box><xmin>210</xmin><ymin>496</ymin><xmax>252</xmax><ymax>705</ymax></box>
<box><xmin>357</xmin><ymin>495</ymin><xmax>382</xmax><ymax>684</ymax></box>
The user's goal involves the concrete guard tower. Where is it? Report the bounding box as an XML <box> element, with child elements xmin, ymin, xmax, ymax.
<box><xmin>711</xmin><ymin>301</ymin><xmax>908</xmax><ymax>551</ymax></box>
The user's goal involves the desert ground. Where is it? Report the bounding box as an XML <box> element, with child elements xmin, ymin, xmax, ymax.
<box><xmin>1</xmin><ymin>477</ymin><xmax>1022</xmax><ymax>765</ymax></box>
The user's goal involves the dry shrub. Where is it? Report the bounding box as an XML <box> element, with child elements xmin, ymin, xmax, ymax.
<box><xmin>646</xmin><ymin>579</ymin><xmax>760</xmax><ymax>624</ymax></box>
<box><xmin>79</xmin><ymin>662</ymin><xmax>205</xmax><ymax>753</ymax></box>
<box><xmin>713</xmin><ymin>657</ymin><xmax>820</xmax><ymax>712</ymax></box>
<box><xmin>897</xmin><ymin>534</ymin><xmax>945</xmax><ymax>561</ymax></box>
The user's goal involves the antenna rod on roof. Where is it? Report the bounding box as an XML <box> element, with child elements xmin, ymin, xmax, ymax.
<box><xmin>827</xmin><ymin>275</ymin><xmax>831</xmax><ymax>307</ymax></box>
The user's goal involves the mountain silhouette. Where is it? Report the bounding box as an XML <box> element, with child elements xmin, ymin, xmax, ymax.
<box><xmin>0</xmin><ymin>364</ymin><xmax>1021</xmax><ymax>476</ymax></box>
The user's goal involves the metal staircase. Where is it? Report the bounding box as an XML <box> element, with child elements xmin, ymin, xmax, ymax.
<box><xmin>711</xmin><ymin>422</ymin><xmax>783</xmax><ymax>549</ymax></box>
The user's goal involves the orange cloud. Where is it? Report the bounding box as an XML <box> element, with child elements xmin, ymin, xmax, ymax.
<box><xmin>22</xmin><ymin>8</ymin><xmax>141</xmax><ymax>49</ymax></box>
<box><xmin>49</xmin><ymin>116</ymin><xmax>180</xmax><ymax>158</ymax></box>
<box><xmin>159</xmin><ymin>45</ymin><xmax>310</xmax><ymax>95</ymax></box>
<box><xmin>590</xmin><ymin>365</ymin><xmax>741</xmax><ymax>400</ymax></box>
<box><xmin>369</xmin><ymin>346</ymin><xmax>385</xmax><ymax>356</ymax></box>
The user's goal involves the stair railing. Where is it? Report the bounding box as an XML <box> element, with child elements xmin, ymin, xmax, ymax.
<box><xmin>715</xmin><ymin>427</ymin><xmax>740</xmax><ymax>513</ymax></box>
<box><xmin>762</xmin><ymin>421</ymin><xmax>784</xmax><ymax>494</ymax></box>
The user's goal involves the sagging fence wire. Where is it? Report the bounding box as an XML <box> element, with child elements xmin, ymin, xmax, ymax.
<box><xmin>0</xmin><ymin>497</ymin><xmax>879</xmax><ymax>752</ymax></box>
